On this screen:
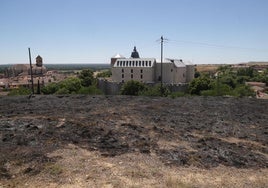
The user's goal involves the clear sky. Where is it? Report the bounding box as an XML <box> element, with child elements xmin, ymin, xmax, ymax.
<box><xmin>0</xmin><ymin>0</ymin><xmax>268</xmax><ymax>64</ymax></box>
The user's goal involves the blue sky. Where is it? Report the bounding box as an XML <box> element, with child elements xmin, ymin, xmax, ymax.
<box><xmin>0</xmin><ymin>0</ymin><xmax>267</xmax><ymax>64</ymax></box>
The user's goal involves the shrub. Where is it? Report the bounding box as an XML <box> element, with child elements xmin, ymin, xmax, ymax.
<box><xmin>59</xmin><ymin>77</ymin><xmax>82</xmax><ymax>93</ymax></box>
<box><xmin>188</xmin><ymin>76</ymin><xmax>212</xmax><ymax>95</ymax></box>
<box><xmin>77</xmin><ymin>86</ymin><xmax>103</xmax><ymax>95</ymax></box>
<box><xmin>169</xmin><ymin>91</ymin><xmax>188</xmax><ymax>98</ymax></box>
<box><xmin>96</xmin><ymin>70</ymin><xmax>112</xmax><ymax>78</ymax></box>
<box><xmin>55</xmin><ymin>87</ymin><xmax>69</xmax><ymax>95</ymax></box>
<box><xmin>140</xmin><ymin>84</ymin><xmax>170</xmax><ymax>97</ymax></box>
<box><xmin>232</xmin><ymin>85</ymin><xmax>254</xmax><ymax>97</ymax></box>
<box><xmin>121</xmin><ymin>80</ymin><xmax>146</xmax><ymax>96</ymax></box>
<box><xmin>8</xmin><ymin>87</ymin><xmax>31</xmax><ymax>96</ymax></box>
<box><xmin>42</xmin><ymin>77</ymin><xmax>82</xmax><ymax>94</ymax></box>
<box><xmin>41</xmin><ymin>82</ymin><xmax>59</xmax><ymax>94</ymax></box>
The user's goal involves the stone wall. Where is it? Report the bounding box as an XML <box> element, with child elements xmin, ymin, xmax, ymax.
<box><xmin>97</xmin><ymin>78</ymin><xmax>188</xmax><ymax>95</ymax></box>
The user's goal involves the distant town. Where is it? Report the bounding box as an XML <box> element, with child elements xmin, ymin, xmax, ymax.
<box><xmin>0</xmin><ymin>47</ymin><xmax>268</xmax><ymax>98</ymax></box>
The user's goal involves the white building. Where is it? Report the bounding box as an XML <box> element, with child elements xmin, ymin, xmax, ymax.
<box><xmin>111</xmin><ymin>47</ymin><xmax>194</xmax><ymax>84</ymax></box>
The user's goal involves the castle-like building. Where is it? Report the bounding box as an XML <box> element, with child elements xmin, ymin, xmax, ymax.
<box><xmin>5</xmin><ymin>55</ymin><xmax>47</xmax><ymax>78</ymax></box>
<box><xmin>111</xmin><ymin>47</ymin><xmax>194</xmax><ymax>84</ymax></box>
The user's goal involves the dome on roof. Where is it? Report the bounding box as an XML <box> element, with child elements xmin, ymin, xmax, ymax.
<box><xmin>112</xmin><ymin>54</ymin><xmax>125</xmax><ymax>59</ymax></box>
<box><xmin>131</xmin><ymin>46</ymin><xmax>140</xmax><ymax>58</ymax></box>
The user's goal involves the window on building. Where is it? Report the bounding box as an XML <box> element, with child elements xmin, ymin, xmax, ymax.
<box><xmin>132</xmin><ymin>61</ymin><xmax>134</xmax><ymax>67</ymax></box>
<box><xmin>171</xmin><ymin>69</ymin><xmax>173</xmax><ymax>72</ymax></box>
<box><xmin>142</xmin><ymin>61</ymin><xmax>144</xmax><ymax>66</ymax></box>
<box><xmin>123</xmin><ymin>61</ymin><xmax>125</xmax><ymax>66</ymax></box>
<box><xmin>122</xmin><ymin>74</ymin><xmax>124</xmax><ymax>78</ymax></box>
<box><xmin>146</xmin><ymin>61</ymin><xmax>148</xmax><ymax>66</ymax></box>
<box><xmin>141</xmin><ymin>74</ymin><xmax>143</xmax><ymax>79</ymax></box>
<box><xmin>122</xmin><ymin>80</ymin><xmax>124</xmax><ymax>83</ymax></box>
<box><xmin>136</xmin><ymin>61</ymin><xmax>138</xmax><ymax>66</ymax></box>
<box><xmin>126</xmin><ymin>61</ymin><xmax>128</xmax><ymax>66</ymax></box>
<box><xmin>131</xmin><ymin>69</ymin><xmax>133</xmax><ymax>73</ymax></box>
<box><xmin>183</xmin><ymin>73</ymin><xmax>185</xmax><ymax>77</ymax></box>
<box><xmin>122</xmin><ymin>69</ymin><xmax>124</xmax><ymax>73</ymax></box>
<box><xmin>139</xmin><ymin>61</ymin><xmax>141</xmax><ymax>66</ymax></box>
<box><xmin>140</xmin><ymin>69</ymin><xmax>143</xmax><ymax>73</ymax></box>
<box><xmin>131</xmin><ymin>74</ymin><xmax>133</xmax><ymax>79</ymax></box>
<box><xmin>149</xmin><ymin>61</ymin><xmax>151</xmax><ymax>66</ymax></box>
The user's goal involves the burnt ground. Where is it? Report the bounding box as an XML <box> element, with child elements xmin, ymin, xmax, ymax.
<box><xmin>0</xmin><ymin>95</ymin><xmax>267</xmax><ymax>187</ymax></box>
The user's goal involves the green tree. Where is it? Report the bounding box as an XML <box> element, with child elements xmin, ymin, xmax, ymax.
<box><xmin>78</xmin><ymin>69</ymin><xmax>94</xmax><ymax>87</ymax></box>
<box><xmin>41</xmin><ymin>82</ymin><xmax>60</xmax><ymax>94</ymax></box>
<box><xmin>96</xmin><ymin>70</ymin><xmax>112</xmax><ymax>78</ymax></box>
<box><xmin>237</xmin><ymin>67</ymin><xmax>255</xmax><ymax>78</ymax></box>
<box><xmin>121</xmin><ymin>80</ymin><xmax>146</xmax><ymax>96</ymax></box>
<box><xmin>59</xmin><ymin>77</ymin><xmax>82</xmax><ymax>93</ymax></box>
<box><xmin>220</xmin><ymin>75</ymin><xmax>236</xmax><ymax>88</ymax></box>
<box><xmin>188</xmin><ymin>76</ymin><xmax>212</xmax><ymax>95</ymax></box>
<box><xmin>42</xmin><ymin>77</ymin><xmax>82</xmax><ymax>94</ymax></box>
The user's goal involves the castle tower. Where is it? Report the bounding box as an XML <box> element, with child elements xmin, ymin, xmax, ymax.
<box><xmin>111</xmin><ymin>54</ymin><xmax>125</xmax><ymax>67</ymax></box>
<box><xmin>36</xmin><ymin>55</ymin><xmax>43</xmax><ymax>67</ymax></box>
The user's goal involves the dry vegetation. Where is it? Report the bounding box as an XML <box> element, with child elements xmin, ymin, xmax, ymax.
<box><xmin>0</xmin><ymin>95</ymin><xmax>267</xmax><ymax>187</ymax></box>
<box><xmin>195</xmin><ymin>64</ymin><xmax>221</xmax><ymax>73</ymax></box>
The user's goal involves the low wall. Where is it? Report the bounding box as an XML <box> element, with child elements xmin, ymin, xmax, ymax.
<box><xmin>97</xmin><ymin>79</ymin><xmax>189</xmax><ymax>95</ymax></box>
<box><xmin>97</xmin><ymin>79</ymin><xmax>123</xmax><ymax>95</ymax></box>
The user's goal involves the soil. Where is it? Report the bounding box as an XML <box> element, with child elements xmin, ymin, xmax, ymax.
<box><xmin>0</xmin><ymin>95</ymin><xmax>267</xmax><ymax>187</ymax></box>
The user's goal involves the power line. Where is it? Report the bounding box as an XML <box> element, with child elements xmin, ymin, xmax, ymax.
<box><xmin>167</xmin><ymin>39</ymin><xmax>267</xmax><ymax>52</ymax></box>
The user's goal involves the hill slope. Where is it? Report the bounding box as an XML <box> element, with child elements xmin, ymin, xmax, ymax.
<box><xmin>0</xmin><ymin>95</ymin><xmax>267</xmax><ymax>187</ymax></box>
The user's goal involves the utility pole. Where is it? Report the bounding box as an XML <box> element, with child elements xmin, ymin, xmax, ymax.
<box><xmin>160</xmin><ymin>36</ymin><xmax>163</xmax><ymax>95</ymax></box>
<box><xmin>28</xmin><ymin>48</ymin><xmax>34</xmax><ymax>94</ymax></box>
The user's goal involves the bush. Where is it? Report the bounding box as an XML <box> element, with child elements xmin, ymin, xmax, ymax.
<box><xmin>77</xmin><ymin>86</ymin><xmax>103</xmax><ymax>95</ymax></box>
<box><xmin>188</xmin><ymin>76</ymin><xmax>212</xmax><ymax>95</ymax></box>
<box><xmin>220</xmin><ymin>75</ymin><xmax>236</xmax><ymax>88</ymax></box>
<box><xmin>42</xmin><ymin>77</ymin><xmax>82</xmax><ymax>94</ymax></box>
<box><xmin>59</xmin><ymin>77</ymin><xmax>82</xmax><ymax>93</ymax></box>
<box><xmin>41</xmin><ymin>82</ymin><xmax>59</xmax><ymax>94</ymax></box>
<box><xmin>232</xmin><ymin>85</ymin><xmax>254</xmax><ymax>97</ymax></box>
<box><xmin>140</xmin><ymin>84</ymin><xmax>170</xmax><ymax>97</ymax></box>
<box><xmin>55</xmin><ymin>87</ymin><xmax>70</xmax><ymax>95</ymax></box>
<box><xmin>169</xmin><ymin>91</ymin><xmax>188</xmax><ymax>98</ymax></box>
<box><xmin>96</xmin><ymin>70</ymin><xmax>112</xmax><ymax>78</ymax></box>
<box><xmin>8</xmin><ymin>87</ymin><xmax>31</xmax><ymax>96</ymax></box>
<box><xmin>121</xmin><ymin>80</ymin><xmax>146</xmax><ymax>96</ymax></box>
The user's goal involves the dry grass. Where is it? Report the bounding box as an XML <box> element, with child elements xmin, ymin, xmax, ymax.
<box><xmin>195</xmin><ymin>64</ymin><xmax>221</xmax><ymax>73</ymax></box>
<box><xmin>2</xmin><ymin>144</ymin><xmax>267</xmax><ymax>188</ymax></box>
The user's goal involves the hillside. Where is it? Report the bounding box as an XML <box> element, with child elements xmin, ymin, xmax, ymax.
<box><xmin>0</xmin><ymin>95</ymin><xmax>267</xmax><ymax>187</ymax></box>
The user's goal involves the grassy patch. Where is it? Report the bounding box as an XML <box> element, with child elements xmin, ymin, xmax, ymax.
<box><xmin>165</xmin><ymin>176</ymin><xmax>192</xmax><ymax>188</ymax></box>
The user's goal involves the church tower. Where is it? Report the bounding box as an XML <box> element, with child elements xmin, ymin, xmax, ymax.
<box><xmin>36</xmin><ymin>55</ymin><xmax>43</xmax><ymax>67</ymax></box>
